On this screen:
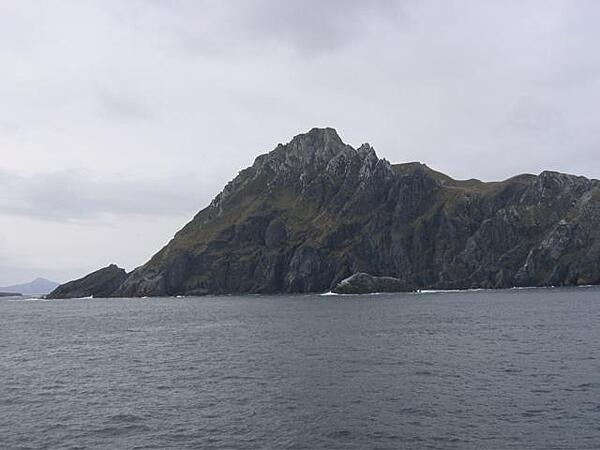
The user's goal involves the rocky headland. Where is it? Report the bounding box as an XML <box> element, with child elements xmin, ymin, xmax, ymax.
<box><xmin>47</xmin><ymin>264</ymin><xmax>127</xmax><ymax>299</ymax></box>
<box><xmin>49</xmin><ymin>127</ymin><xmax>600</xmax><ymax>298</ymax></box>
<box><xmin>0</xmin><ymin>292</ymin><xmax>21</xmax><ymax>297</ymax></box>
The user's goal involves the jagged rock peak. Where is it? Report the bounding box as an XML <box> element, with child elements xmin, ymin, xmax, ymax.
<box><xmin>253</xmin><ymin>127</ymin><xmax>385</xmax><ymax>174</ymax></box>
<box><xmin>292</xmin><ymin>126</ymin><xmax>343</xmax><ymax>145</ymax></box>
<box><xmin>273</xmin><ymin>127</ymin><xmax>349</xmax><ymax>168</ymax></box>
<box><xmin>285</xmin><ymin>127</ymin><xmax>346</xmax><ymax>155</ymax></box>
<box><xmin>357</xmin><ymin>143</ymin><xmax>375</xmax><ymax>157</ymax></box>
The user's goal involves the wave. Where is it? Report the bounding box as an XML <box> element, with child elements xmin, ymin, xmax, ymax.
<box><xmin>8</xmin><ymin>297</ymin><xmax>52</xmax><ymax>302</ymax></box>
<box><xmin>416</xmin><ymin>288</ymin><xmax>483</xmax><ymax>294</ymax></box>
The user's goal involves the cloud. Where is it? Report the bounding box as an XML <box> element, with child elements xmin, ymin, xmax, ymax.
<box><xmin>127</xmin><ymin>0</ymin><xmax>405</xmax><ymax>57</ymax></box>
<box><xmin>96</xmin><ymin>87</ymin><xmax>153</xmax><ymax>121</ymax></box>
<box><xmin>2</xmin><ymin>0</ymin><xmax>600</xmax><ymax>283</ymax></box>
<box><xmin>235</xmin><ymin>0</ymin><xmax>405</xmax><ymax>54</ymax></box>
<box><xmin>0</xmin><ymin>212</ymin><xmax>187</xmax><ymax>285</ymax></box>
<box><xmin>0</xmin><ymin>169</ymin><xmax>211</xmax><ymax>221</ymax></box>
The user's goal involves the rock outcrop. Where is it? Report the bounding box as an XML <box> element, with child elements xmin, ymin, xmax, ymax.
<box><xmin>0</xmin><ymin>292</ymin><xmax>20</xmax><ymax>297</ymax></box>
<box><xmin>333</xmin><ymin>273</ymin><xmax>410</xmax><ymax>294</ymax></box>
<box><xmin>50</xmin><ymin>127</ymin><xmax>600</xmax><ymax>298</ymax></box>
<box><xmin>47</xmin><ymin>264</ymin><xmax>127</xmax><ymax>299</ymax></box>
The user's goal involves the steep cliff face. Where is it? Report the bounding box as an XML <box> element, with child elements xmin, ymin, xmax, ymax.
<box><xmin>52</xmin><ymin>128</ymin><xmax>600</xmax><ymax>297</ymax></box>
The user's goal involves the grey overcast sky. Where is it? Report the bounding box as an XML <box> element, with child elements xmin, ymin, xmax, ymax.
<box><xmin>2</xmin><ymin>0</ymin><xmax>600</xmax><ymax>284</ymax></box>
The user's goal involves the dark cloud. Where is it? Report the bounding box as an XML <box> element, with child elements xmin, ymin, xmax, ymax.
<box><xmin>116</xmin><ymin>0</ymin><xmax>405</xmax><ymax>59</ymax></box>
<box><xmin>236</xmin><ymin>0</ymin><xmax>405</xmax><ymax>54</ymax></box>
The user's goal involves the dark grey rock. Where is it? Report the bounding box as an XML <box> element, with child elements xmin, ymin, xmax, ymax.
<box><xmin>265</xmin><ymin>218</ymin><xmax>287</xmax><ymax>248</ymax></box>
<box><xmin>333</xmin><ymin>272</ymin><xmax>411</xmax><ymax>294</ymax></box>
<box><xmin>47</xmin><ymin>264</ymin><xmax>127</xmax><ymax>299</ymax></box>
<box><xmin>0</xmin><ymin>292</ymin><xmax>21</xmax><ymax>297</ymax></box>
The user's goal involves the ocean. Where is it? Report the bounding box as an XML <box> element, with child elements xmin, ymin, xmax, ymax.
<box><xmin>2</xmin><ymin>287</ymin><xmax>600</xmax><ymax>449</ymax></box>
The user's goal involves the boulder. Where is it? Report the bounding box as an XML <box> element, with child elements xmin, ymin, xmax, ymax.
<box><xmin>333</xmin><ymin>272</ymin><xmax>412</xmax><ymax>294</ymax></box>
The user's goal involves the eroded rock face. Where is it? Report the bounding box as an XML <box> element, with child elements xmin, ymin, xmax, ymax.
<box><xmin>333</xmin><ymin>273</ymin><xmax>411</xmax><ymax>294</ymax></box>
<box><xmin>57</xmin><ymin>127</ymin><xmax>600</xmax><ymax>297</ymax></box>
<box><xmin>47</xmin><ymin>264</ymin><xmax>127</xmax><ymax>299</ymax></box>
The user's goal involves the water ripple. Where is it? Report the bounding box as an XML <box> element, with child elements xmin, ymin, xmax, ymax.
<box><xmin>1</xmin><ymin>287</ymin><xmax>600</xmax><ymax>449</ymax></box>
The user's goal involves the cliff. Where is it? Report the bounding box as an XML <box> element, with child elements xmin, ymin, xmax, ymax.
<box><xmin>50</xmin><ymin>127</ymin><xmax>600</xmax><ymax>297</ymax></box>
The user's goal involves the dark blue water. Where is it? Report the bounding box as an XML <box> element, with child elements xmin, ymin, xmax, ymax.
<box><xmin>2</xmin><ymin>287</ymin><xmax>600</xmax><ymax>449</ymax></box>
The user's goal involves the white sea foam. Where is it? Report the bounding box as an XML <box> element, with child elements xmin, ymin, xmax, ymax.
<box><xmin>8</xmin><ymin>297</ymin><xmax>51</xmax><ymax>302</ymax></box>
<box><xmin>417</xmin><ymin>289</ymin><xmax>462</xmax><ymax>294</ymax></box>
<box><xmin>417</xmin><ymin>287</ymin><xmax>490</xmax><ymax>294</ymax></box>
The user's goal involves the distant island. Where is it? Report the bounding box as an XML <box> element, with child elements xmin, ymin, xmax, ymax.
<box><xmin>1</xmin><ymin>278</ymin><xmax>59</xmax><ymax>296</ymax></box>
<box><xmin>48</xmin><ymin>127</ymin><xmax>600</xmax><ymax>298</ymax></box>
<box><xmin>0</xmin><ymin>292</ymin><xmax>21</xmax><ymax>297</ymax></box>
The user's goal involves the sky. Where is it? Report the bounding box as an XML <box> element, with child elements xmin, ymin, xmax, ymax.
<box><xmin>1</xmin><ymin>0</ymin><xmax>600</xmax><ymax>284</ymax></box>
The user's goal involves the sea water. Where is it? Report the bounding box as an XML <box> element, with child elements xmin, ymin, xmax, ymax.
<box><xmin>2</xmin><ymin>287</ymin><xmax>600</xmax><ymax>449</ymax></box>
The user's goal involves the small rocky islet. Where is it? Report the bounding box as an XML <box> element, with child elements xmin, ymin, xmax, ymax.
<box><xmin>47</xmin><ymin>265</ymin><xmax>127</xmax><ymax>299</ymax></box>
<box><xmin>48</xmin><ymin>127</ymin><xmax>600</xmax><ymax>298</ymax></box>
